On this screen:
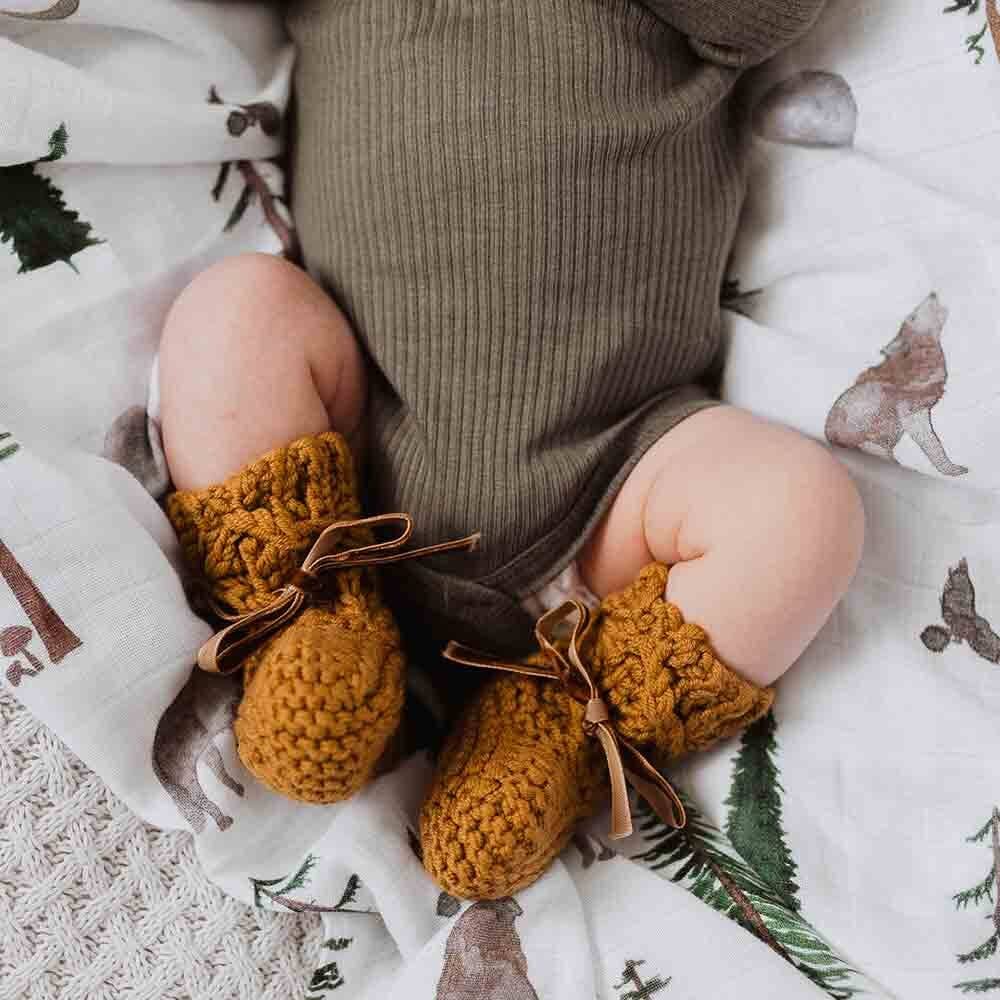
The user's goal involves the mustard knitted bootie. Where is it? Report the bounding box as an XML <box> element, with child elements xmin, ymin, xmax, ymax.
<box><xmin>166</xmin><ymin>432</ymin><xmax>405</xmax><ymax>804</ymax></box>
<box><xmin>419</xmin><ymin>563</ymin><xmax>773</xmax><ymax>899</ymax></box>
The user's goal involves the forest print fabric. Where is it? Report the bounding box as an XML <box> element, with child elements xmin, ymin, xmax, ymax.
<box><xmin>0</xmin><ymin>2</ymin><xmax>997</xmax><ymax>998</ymax></box>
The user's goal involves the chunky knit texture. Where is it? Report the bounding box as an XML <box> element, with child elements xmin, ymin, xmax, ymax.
<box><xmin>287</xmin><ymin>0</ymin><xmax>826</xmax><ymax>654</ymax></box>
<box><xmin>420</xmin><ymin>564</ymin><xmax>773</xmax><ymax>900</ymax></box>
<box><xmin>166</xmin><ymin>433</ymin><xmax>404</xmax><ymax>804</ymax></box>
<box><xmin>0</xmin><ymin>688</ymin><xmax>321</xmax><ymax>1000</ymax></box>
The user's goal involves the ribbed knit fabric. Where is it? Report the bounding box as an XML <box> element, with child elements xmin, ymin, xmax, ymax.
<box><xmin>166</xmin><ymin>434</ymin><xmax>405</xmax><ymax>804</ymax></box>
<box><xmin>287</xmin><ymin>0</ymin><xmax>826</xmax><ymax>652</ymax></box>
<box><xmin>419</xmin><ymin>564</ymin><xmax>774</xmax><ymax>900</ymax></box>
<box><xmin>641</xmin><ymin>0</ymin><xmax>828</xmax><ymax>67</ymax></box>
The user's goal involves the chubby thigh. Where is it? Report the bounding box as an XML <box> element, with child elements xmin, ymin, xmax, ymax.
<box><xmin>578</xmin><ymin>406</ymin><xmax>866</xmax><ymax>688</ymax></box>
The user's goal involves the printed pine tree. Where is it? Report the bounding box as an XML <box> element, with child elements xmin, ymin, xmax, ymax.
<box><xmin>725</xmin><ymin>710</ymin><xmax>800</xmax><ymax>912</ymax></box>
<box><xmin>306</xmin><ymin>938</ymin><xmax>353</xmax><ymax>999</ymax></box>
<box><xmin>250</xmin><ymin>856</ymin><xmax>371</xmax><ymax>916</ymax></box>
<box><xmin>953</xmin><ymin>808</ymin><xmax>1000</xmax><ymax>995</ymax></box>
<box><xmin>632</xmin><ymin>794</ymin><xmax>863</xmax><ymax>999</ymax></box>
<box><xmin>614</xmin><ymin>959</ymin><xmax>671</xmax><ymax>999</ymax></box>
<box><xmin>249</xmin><ymin>859</ymin><xmax>374</xmax><ymax>996</ymax></box>
<box><xmin>0</xmin><ymin>433</ymin><xmax>18</xmax><ymax>462</ymax></box>
<box><xmin>0</xmin><ymin>124</ymin><xmax>101</xmax><ymax>273</ymax></box>
<box><xmin>46</xmin><ymin>124</ymin><xmax>69</xmax><ymax>161</ymax></box>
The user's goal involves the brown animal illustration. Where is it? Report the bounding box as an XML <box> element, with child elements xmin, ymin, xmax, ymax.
<box><xmin>103</xmin><ymin>406</ymin><xmax>171</xmax><ymax>498</ymax></box>
<box><xmin>152</xmin><ymin>668</ymin><xmax>245</xmax><ymax>833</ymax></box>
<box><xmin>921</xmin><ymin>559</ymin><xmax>1000</xmax><ymax>664</ymax></box>
<box><xmin>825</xmin><ymin>293</ymin><xmax>968</xmax><ymax>477</ymax></box>
<box><xmin>437</xmin><ymin>891</ymin><xmax>462</xmax><ymax>918</ymax></box>
<box><xmin>436</xmin><ymin>898</ymin><xmax>539</xmax><ymax>1000</ymax></box>
<box><xmin>0</xmin><ymin>0</ymin><xmax>79</xmax><ymax>19</ymax></box>
<box><xmin>572</xmin><ymin>830</ymin><xmax>616</xmax><ymax>869</ymax></box>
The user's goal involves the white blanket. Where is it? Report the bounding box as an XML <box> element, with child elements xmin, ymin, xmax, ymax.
<box><xmin>1</xmin><ymin>2</ymin><xmax>996</xmax><ymax>998</ymax></box>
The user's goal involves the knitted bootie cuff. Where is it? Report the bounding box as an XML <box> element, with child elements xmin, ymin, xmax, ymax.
<box><xmin>166</xmin><ymin>432</ymin><xmax>361</xmax><ymax>615</ymax></box>
<box><xmin>589</xmin><ymin>563</ymin><xmax>774</xmax><ymax>758</ymax></box>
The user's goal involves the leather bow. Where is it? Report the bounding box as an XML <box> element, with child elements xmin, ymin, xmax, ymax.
<box><xmin>197</xmin><ymin>513</ymin><xmax>480</xmax><ymax>675</ymax></box>
<box><xmin>444</xmin><ymin>600</ymin><xmax>687</xmax><ymax>840</ymax></box>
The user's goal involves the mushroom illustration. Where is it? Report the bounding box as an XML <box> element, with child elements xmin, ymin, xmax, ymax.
<box><xmin>2</xmin><ymin>625</ymin><xmax>43</xmax><ymax>686</ymax></box>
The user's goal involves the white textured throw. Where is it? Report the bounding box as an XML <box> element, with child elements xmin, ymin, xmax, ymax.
<box><xmin>1</xmin><ymin>3</ymin><xmax>998</xmax><ymax>999</ymax></box>
<box><xmin>0</xmin><ymin>688</ymin><xmax>321</xmax><ymax>1000</ymax></box>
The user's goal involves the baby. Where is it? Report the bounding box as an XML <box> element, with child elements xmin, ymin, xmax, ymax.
<box><xmin>160</xmin><ymin>0</ymin><xmax>861</xmax><ymax>899</ymax></box>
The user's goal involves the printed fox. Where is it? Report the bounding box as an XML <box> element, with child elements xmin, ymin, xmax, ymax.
<box><xmin>825</xmin><ymin>293</ymin><xmax>967</xmax><ymax>477</ymax></box>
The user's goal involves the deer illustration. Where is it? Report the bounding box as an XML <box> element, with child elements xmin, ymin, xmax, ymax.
<box><xmin>437</xmin><ymin>898</ymin><xmax>539</xmax><ymax>1000</ymax></box>
<box><xmin>152</xmin><ymin>668</ymin><xmax>245</xmax><ymax>833</ymax></box>
<box><xmin>825</xmin><ymin>293</ymin><xmax>968</xmax><ymax>477</ymax></box>
<box><xmin>921</xmin><ymin>559</ymin><xmax>1000</xmax><ymax>664</ymax></box>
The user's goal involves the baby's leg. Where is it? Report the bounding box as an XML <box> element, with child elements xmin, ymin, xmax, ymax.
<box><xmin>579</xmin><ymin>406</ymin><xmax>865</xmax><ymax>688</ymax></box>
<box><xmin>159</xmin><ymin>253</ymin><xmax>366</xmax><ymax>491</ymax></box>
<box><xmin>159</xmin><ymin>256</ymin><xmax>398</xmax><ymax>807</ymax></box>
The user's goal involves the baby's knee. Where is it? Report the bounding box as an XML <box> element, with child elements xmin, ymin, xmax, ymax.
<box><xmin>770</xmin><ymin>436</ymin><xmax>866</xmax><ymax>593</ymax></box>
<box><xmin>163</xmin><ymin>254</ymin><xmax>324</xmax><ymax>360</ymax></box>
<box><xmin>161</xmin><ymin>254</ymin><xmax>363</xmax><ymax>401</ymax></box>
<box><xmin>170</xmin><ymin>253</ymin><xmax>354</xmax><ymax>358</ymax></box>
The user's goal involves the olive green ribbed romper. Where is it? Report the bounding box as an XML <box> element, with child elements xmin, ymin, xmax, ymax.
<box><xmin>286</xmin><ymin>0</ymin><xmax>825</xmax><ymax>654</ymax></box>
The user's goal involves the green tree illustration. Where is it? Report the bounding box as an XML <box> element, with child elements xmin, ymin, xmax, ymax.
<box><xmin>250</xmin><ymin>856</ymin><xmax>372</xmax><ymax>916</ymax></box>
<box><xmin>306</xmin><ymin>963</ymin><xmax>344</xmax><ymax>996</ymax></box>
<box><xmin>250</xmin><ymin>859</ymin><xmax>375</xmax><ymax>996</ymax></box>
<box><xmin>306</xmin><ymin>938</ymin><xmax>353</xmax><ymax>999</ymax></box>
<box><xmin>725</xmin><ymin>711</ymin><xmax>800</xmax><ymax>912</ymax></box>
<box><xmin>632</xmin><ymin>795</ymin><xmax>862</xmax><ymax>999</ymax></box>
<box><xmin>953</xmin><ymin>808</ymin><xmax>1000</xmax><ymax>994</ymax></box>
<box><xmin>46</xmin><ymin>124</ymin><xmax>69</xmax><ymax>161</ymax></box>
<box><xmin>0</xmin><ymin>124</ymin><xmax>102</xmax><ymax>274</ymax></box>
<box><xmin>944</xmin><ymin>0</ymin><xmax>1000</xmax><ymax>63</ymax></box>
<box><xmin>0</xmin><ymin>433</ymin><xmax>19</xmax><ymax>462</ymax></box>
<box><xmin>614</xmin><ymin>958</ymin><xmax>671</xmax><ymax>999</ymax></box>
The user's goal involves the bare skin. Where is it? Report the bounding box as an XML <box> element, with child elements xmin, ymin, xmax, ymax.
<box><xmin>159</xmin><ymin>254</ymin><xmax>366</xmax><ymax>491</ymax></box>
<box><xmin>577</xmin><ymin>406</ymin><xmax>865</xmax><ymax>686</ymax></box>
<box><xmin>160</xmin><ymin>253</ymin><xmax>865</xmax><ymax>689</ymax></box>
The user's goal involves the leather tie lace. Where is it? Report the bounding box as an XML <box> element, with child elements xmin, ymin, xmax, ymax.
<box><xmin>444</xmin><ymin>600</ymin><xmax>687</xmax><ymax>839</ymax></box>
<box><xmin>198</xmin><ymin>513</ymin><xmax>480</xmax><ymax>675</ymax></box>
